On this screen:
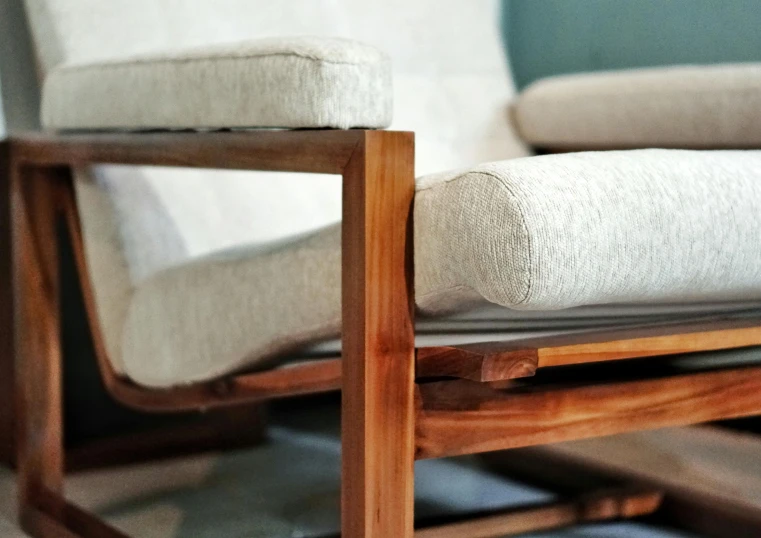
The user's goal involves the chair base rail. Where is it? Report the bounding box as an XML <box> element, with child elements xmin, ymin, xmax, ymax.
<box><xmin>413</xmin><ymin>486</ymin><xmax>662</xmax><ymax>538</ymax></box>
<box><xmin>19</xmin><ymin>485</ymin><xmax>662</xmax><ymax>538</ymax></box>
<box><xmin>483</xmin><ymin>440</ymin><xmax>761</xmax><ymax>538</ymax></box>
<box><xmin>416</xmin><ymin>364</ymin><xmax>761</xmax><ymax>459</ymax></box>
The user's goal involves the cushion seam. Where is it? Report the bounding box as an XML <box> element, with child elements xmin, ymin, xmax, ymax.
<box><xmin>51</xmin><ymin>50</ymin><xmax>388</xmax><ymax>75</ymax></box>
<box><xmin>487</xmin><ymin>171</ymin><xmax>534</xmax><ymax>306</ymax></box>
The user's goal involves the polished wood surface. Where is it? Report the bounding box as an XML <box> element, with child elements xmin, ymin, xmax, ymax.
<box><xmin>416</xmin><ymin>364</ymin><xmax>761</xmax><ymax>459</ymax></box>
<box><xmin>0</xmin><ymin>140</ymin><xmax>13</xmax><ymax>466</ymax></box>
<box><xmin>106</xmin><ymin>360</ymin><xmax>343</xmax><ymax>413</ymax></box>
<box><xmin>341</xmin><ymin>130</ymin><xmax>416</xmax><ymax>538</ymax></box>
<box><xmin>14</xmin><ymin>164</ymin><xmax>67</xmax><ymax>518</ymax></box>
<box><xmin>13</xmin><ymin>130</ymin><xmax>363</xmax><ymax>174</ymax></box>
<box><xmin>537</xmin><ymin>319</ymin><xmax>761</xmax><ymax>367</ymax></box>
<box><xmin>418</xmin><ymin>318</ymin><xmax>761</xmax><ymax>383</ymax></box>
<box><xmin>11</xmin><ymin>130</ymin><xmax>415</xmax><ymax>538</ymax></box>
<box><xmin>416</xmin><ymin>343</ymin><xmax>538</xmax><ymax>382</ymax></box>
<box><xmin>415</xmin><ymin>486</ymin><xmax>662</xmax><ymax>538</ymax></box>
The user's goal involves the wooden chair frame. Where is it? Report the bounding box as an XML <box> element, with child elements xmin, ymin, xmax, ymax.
<box><xmin>7</xmin><ymin>129</ymin><xmax>761</xmax><ymax>537</ymax></box>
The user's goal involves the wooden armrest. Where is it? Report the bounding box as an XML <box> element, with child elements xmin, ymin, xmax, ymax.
<box><xmin>10</xmin><ymin>129</ymin><xmax>376</xmax><ymax>174</ymax></box>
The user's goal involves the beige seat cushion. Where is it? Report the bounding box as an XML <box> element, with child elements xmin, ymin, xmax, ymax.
<box><xmin>513</xmin><ymin>63</ymin><xmax>761</xmax><ymax>149</ymax></box>
<box><xmin>42</xmin><ymin>36</ymin><xmax>392</xmax><ymax>130</ymax></box>
<box><xmin>111</xmin><ymin>148</ymin><xmax>761</xmax><ymax>387</ymax></box>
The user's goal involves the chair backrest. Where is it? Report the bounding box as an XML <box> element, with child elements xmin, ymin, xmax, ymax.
<box><xmin>21</xmin><ymin>0</ymin><xmax>529</xmax><ymax>366</ymax></box>
<box><xmin>24</xmin><ymin>0</ymin><xmax>528</xmax><ymax>272</ymax></box>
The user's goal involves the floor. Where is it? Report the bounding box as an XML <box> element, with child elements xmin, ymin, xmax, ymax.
<box><xmin>0</xmin><ymin>400</ymin><xmax>702</xmax><ymax>537</ymax></box>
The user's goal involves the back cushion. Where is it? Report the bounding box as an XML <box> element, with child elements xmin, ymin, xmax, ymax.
<box><xmin>24</xmin><ymin>0</ymin><xmax>529</xmax><ymax>282</ymax></box>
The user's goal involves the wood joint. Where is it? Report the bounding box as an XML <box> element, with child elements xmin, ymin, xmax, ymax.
<box><xmin>416</xmin><ymin>343</ymin><xmax>537</xmax><ymax>382</ymax></box>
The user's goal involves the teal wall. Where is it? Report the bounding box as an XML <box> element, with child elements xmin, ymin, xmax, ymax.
<box><xmin>504</xmin><ymin>0</ymin><xmax>761</xmax><ymax>89</ymax></box>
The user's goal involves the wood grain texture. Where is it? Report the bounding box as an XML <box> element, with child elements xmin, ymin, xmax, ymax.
<box><xmin>97</xmin><ymin>359</ymin><xmax>342</xmax><ymax>413</ymax></box>
<box><xmin>414</xmin><ymin>318</ymin><xmax>761</xmax><ymax>383</ymax></box>
<box><xmin>13</xmin><ymin>164</ymin><xmax>66</xmax><ymax>517</ymax></box>
<box><xmin>341</xmin><ymin>130</ymin><xmax>416</xmax><ymax>538</ymax></box>
<box><xmin>415</xmin><ymin>365</ymin><xmax>761</xmax><ymax>459</ymax></box>
<box><xmin>415</xmin><ymin>486</ymin><xmax>662</xmax><ymax>538</ymax></box>
<box><xmin>13</xmin><ymin>130</ymin><xmax>363</xmax><ymax>174</ymax></box>
<box><xmin>537</xmin><ymin>320</ymin><xmax>761</xmax><ymax>368</ymax></box>
<box><xmin>416</xmin><ymin>343</ymin><xmax>537</xmax><ymax>382</ymax></box>
<box><xmin>0</xmin><ymin>141</ymin><xmax>12</xmax><ymax>466</ymax></box>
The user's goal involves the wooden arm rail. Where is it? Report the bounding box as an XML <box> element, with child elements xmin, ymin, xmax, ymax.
<box><xmin>11</xmin><ymin>131</ymin><xmax>365</xmax><ymax>173</ymax></box>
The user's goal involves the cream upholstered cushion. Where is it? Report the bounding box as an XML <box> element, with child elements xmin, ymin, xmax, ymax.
<box><xmin>29</xmin><ymin>0</ymin><xmax>530</xmax><ymax>379</ymax></box>
<box><xmin>42</xmin><ymin>37</ymin><xmax>392</xmax><ymax>130</ymax></box>
<box><xmin>112</xmin><ymin>148</ymin><xmax>761</xmax><ymax>387</ymax></box>
<box><xmin>26</xmin><ymin>0</ymin><xmax>761</xmax><ymax>387</ymax></box>
<box><xmin>513</xmin><ymin>64</ymin><xmax>761</xmax><ymax>148</ymax></box>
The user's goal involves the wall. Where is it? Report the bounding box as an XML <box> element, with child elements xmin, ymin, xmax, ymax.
<box><xmin>504</xmin><ymin>0</ymin><xmax>761</xmax><ymax>89</ymax></box>
<box><xmin>0</xmin><ymin>0</ymin><xmax>41</xmax><ymax>136</ymax></box>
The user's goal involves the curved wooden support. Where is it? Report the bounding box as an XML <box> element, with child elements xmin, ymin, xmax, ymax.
<box><xmin>106</xmin><ymin>359</ymin><xmax>342</xmax><ymax>413</ymax></box>
<box><xmin>0</xmin><ymin>141</ymin><xmax>13</xmax><ymax>465</ymax></box>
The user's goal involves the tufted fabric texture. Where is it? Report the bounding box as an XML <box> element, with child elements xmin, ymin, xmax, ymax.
<box><xmin>121</xmin><ymin>149</ymin><xmax>761</xmax><ymax>386</ymax></box>
<box><xmin>513</xmin><ymin>63</ymin><xmax>761</xmax><ymax>149</ymax></box>
<box><xmin>42</xmin><ymin>37</ymin><xmax>392</xmax><ymax>130</ymax></box>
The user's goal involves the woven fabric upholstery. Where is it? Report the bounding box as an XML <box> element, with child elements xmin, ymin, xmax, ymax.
<box><xmin>119</xmin><ymin>149</ymin><xmax>761</xmax><ymax>387</ymax></box>
<box><xmin>23</xmin><ymin>0</ymin><xmax>526</xmax><ymax>376</ymax></box>
<box><xmin>23</xmin><ymin>0</ymin><xmax>761</xmax><ymax>387</ymax></box>
<box><xmin>42</xmin><ymin>37</ymin><xmax>392</xmax><ymax>130</ymax></box>
<box><xmin>514</xmin><ymin>63</ymin><xmax>761</xmax><ymax>148</ymax></box>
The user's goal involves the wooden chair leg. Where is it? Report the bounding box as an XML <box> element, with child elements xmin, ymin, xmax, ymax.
<box><xmin>13</xmin><ymin>164</ymin><xmax>66</xmax><ymax>533</ymax></box>
<box><xmin>341</xmin><ymin>131</ymin><xmax>416</xmax><ymax>538</ymax></box>
<box><xmin>0</xmin><ymin>141</ymin><xmax>13</xmax><ymax>467</ymax></box>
